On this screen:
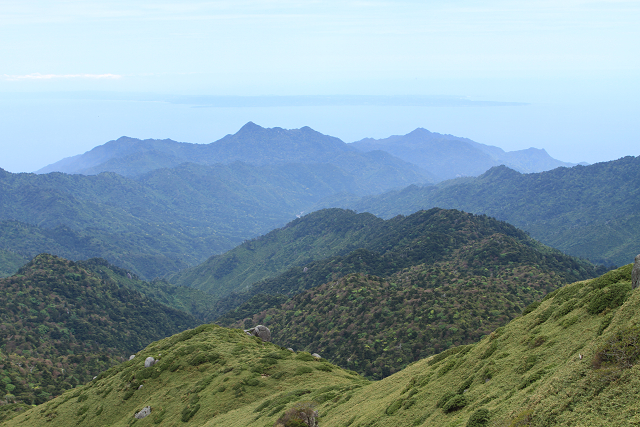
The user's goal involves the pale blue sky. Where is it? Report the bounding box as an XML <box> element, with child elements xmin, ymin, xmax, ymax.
<box><xmin>1</xmin><ymin>0</ymin><xmax>639</xmax><ymax>172</ymax></box>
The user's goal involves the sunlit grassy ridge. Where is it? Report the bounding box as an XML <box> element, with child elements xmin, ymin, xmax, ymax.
<box><xmin>5</xmin><ymin>324</ymin><xmax>368</xmax><ymax>426</ymax></box>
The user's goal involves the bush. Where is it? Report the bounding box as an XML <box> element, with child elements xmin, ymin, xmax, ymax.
<box><xmin>181</xmin><ymin>404</ymin><xmax>200</xmax><ymax>422</ymax></box>
<box><xmin>275</xmin><ymin>402</ymin><xmax>318</xmax><ymax>427</ymax></box>
<box><xmin>480</xmin><ymin>341</ymin><xmax>498</xmax><ymax>359</ymax></box>
<box><xmin>436</xmin><ymin>391</ymin><xmax>456</xmax><ymax>408</ymax></box>
<box><xmin>593</xmin><ymin>326</ymin><xmax>640</xmax><ymax>369</ymax></box>
<box><xmin>295</xmin><ymin>352</ymin><xmax>316</xmax><ymax>362</ymax></box>
<box><xmin>386</xmin><ymin>400</ymin><xmax>402</xmax><ymax>415</ymax></box>
<box><xmin>467</xmin><ymin>408</ymin><xmax>491</xmax><ymax>427</ymax></box>
<box><xmin>587</xmin><ymin>282</ymin><xmax>631</xmax><ymax>315</ymax></box>
<box><xmin>519</xmin><ymin>369</ymin><xmax>546</xmax><ymax>389</ymax></box>
<box><xmin>521</xmin><ymin>301</ymin><xmax>541</xmax><ymax>316</ymax></box>
<box><xmin>442</xmin><ymin>395</ymin><xmax>467</xmax><ymax>412</ymax></box>
<box><xmin>294</xmin><ymin>366</ymin><xmax>313</xmax><ymax>376</ymax></box>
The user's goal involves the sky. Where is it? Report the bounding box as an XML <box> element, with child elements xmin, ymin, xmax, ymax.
<box><xmin>1</xmin><ymin>0</ymin><xmax>639</xmax><ymax>173</ymax></box>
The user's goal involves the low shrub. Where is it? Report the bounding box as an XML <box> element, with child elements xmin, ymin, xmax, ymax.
<box><xmin>467</xmin><ymin>408</ymin><xmax>491</xmax><ymax>427</ymax></box>
<box><xmin>386</xmin><ymin>400</ymin><xmax>403</xmax><ymax>415</ymax></box>
<box><xmin>295</xmin><ymin>352</ymin><xmax>316</xmax><ymax>362</ymax></box>
<box><xmin>275</xmin><ymin>402</ymin><xmax>318</xmax><ymax>427</ymax></box>
<box><xmin>436</xmin><ymin>391</ymin><xmax>456</xmax><ymax>408</ymax></box>
<box><xmin>181</xmin><ymin>404</ymin><xmax>200</xmax><ymax>422</ymax></box>
<box><xmin>521</xmin><ymin>301</ymin><xmax>541</xmax><ymax>316</ymax></box>
<box><xmin>593</xmin><ymin>326</ymin><xmax>640</xmax><ymax>369</ymax></box>
<box><xmin>587</xmin><ymin>282</ymin><xmax>631</xmax><ymax>315</ymax></box>
<box><xmin>294</xmin><ymin>366</ymin><xmax>313</xmax><ymax>376</ymax></box>
<box><xmin>442</xmin><ymin>395</ymin><xmax>467</xmax><ymax>413</ymax></box>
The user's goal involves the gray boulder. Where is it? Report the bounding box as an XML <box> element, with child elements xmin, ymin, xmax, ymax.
<box><xmin>129</xmin><ymin>355</ymin><xmax>135</xmax><ymax>360</ymax></box>
<box><xmin>134</xmin><ymin>406</ymin><xmax>151</xmax><ymax>419</ymax></box>
<box><xmin>633</xmin><ymin>254</ymin><xmax>640</xmax><ymax>289</ymax></box>
<box><xmin>244</xmin><ymin>325</ymin><xmax>271</xmax><ymax>342</ymax></box>
<box><xmin>144</xmin><ymin>357</ymin><xmax>156</xmax><ymax>368</ymax></box>
<box><xmin>312</xmin><ymin>353</ymin><xmax>321</xmax><ymax>359</ymax></box>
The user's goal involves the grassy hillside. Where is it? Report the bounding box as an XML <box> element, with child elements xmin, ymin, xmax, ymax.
<box><xmin>0</xmin><ymin>254</ymin><xmax>199</xmax><ymax>406</ymax></box>
<box><xmin>219</xmin><ymin>228</ymin><xmax>604</xmax><ymax>379</ymax></box>
<box><xmin>4</xmin><ymin>324</ymin><xmax>369</xmax><ymax>426</ymax></box>
<box><xmin>335</xmin><ymin>155</ymin><xmax>640</xmax><ymax>266</ymax></box>
<box><xmin>7</xmin><ymin>263</ymin><xmax>639</xmax><ymax>426</ymax></box>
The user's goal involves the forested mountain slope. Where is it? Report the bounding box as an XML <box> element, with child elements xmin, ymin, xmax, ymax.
<box><xmin>334</xmin><ymin>155</ymin><xmax>640</xmax><ymax>266</ymax></box>
<box><xmin>217</xmin><ymin>212</ymin><xmax>605</xmax><ymax>378</ymax></box>
<box><xmin>176</xmin><ymin>208</ymin><xmax>602</xmax><ymax>321</ymax></box>
<box><xmin>7</xmin><ymin>262</ymin><xmax>639</xmax><ymax>426</ymax></box>
<box><xmin>0</xmin><ymin>154</ymin><xmax>421</xmax><ymax>279</ymax></box>
<box><xmin>0</xmin><ymin>254</ymin><xmax>199</xmax><ymax>406</ymax></box>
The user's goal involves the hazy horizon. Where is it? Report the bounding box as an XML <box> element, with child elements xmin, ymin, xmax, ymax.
<box><xmin>1</xmin><ymin>1</ymin><xmax>638</xmax><ymax>173</ymax></box>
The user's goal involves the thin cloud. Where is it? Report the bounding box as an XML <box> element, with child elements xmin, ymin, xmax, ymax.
<box><xmin>2</xmin><ymin>73</ymin><xmax>122</xmax><ymax>81</ymax></box>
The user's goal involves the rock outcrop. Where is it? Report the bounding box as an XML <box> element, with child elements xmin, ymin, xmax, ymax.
<box><xmin>245</xmin><ymin>325</ymin><xmax>271</xmax><ymax>342</ymax></box>
<box><xmin>134</xmin><ymin>406</ymin><xmax>151</xmax><ymax>419</ymax></box>
<box><xmin>144</xmin><ymin>357</ymin><xmax>156</xmax><ymax>368</ymax></box>
<box><xmin>633</xmin><ymin>254</ymin><xmax>640</xmax><ymax>289</ymax></box>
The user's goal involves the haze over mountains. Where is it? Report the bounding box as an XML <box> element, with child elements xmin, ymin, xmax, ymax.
<box><xmin>36</xmin><ymin>122</ymin><xmax>575</xmax><ymax>182</ymax></box>
<box><xmin>351</xmin><ymin>127</ymin><xmax>578</xmax><ymax>181</ymax></box>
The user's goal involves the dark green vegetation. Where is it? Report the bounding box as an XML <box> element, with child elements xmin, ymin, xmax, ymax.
<box><xmin>217</xmin><ymin>210</ymin><xmax>604</xmax><ymax>379</ymax></box>
<box><xmin>0</xmin><ymin>254</ymin><xmax>200</xmax><ymax>406</ymax></box>
<box><xmin>351</xmin><ymin>127</ymin><xmax>575</xmax><ymax>181</ymax></box>
<box><xmin>336</xmin><ymin>155</ymin><xmax>640</xmax><ymax>266</ymax></box>
<box><xmin>7</xmin><ymin>265</ymin><xmax>640</xmax><ymax>426</ymax></box>
<box><xmin>168</xmin><ymin>209</ymin><xmax>385</xmax><ymax>297</ymax></box>
<box><xmin>176</xmin><ymin>208</ymin><xmax>602</xmax><ymax>320</ymax></box>
<box><xmin>76</xmin><ymin>258</ymin><xmax>219</xmax><ymax>321</ymax></box>
<box><xmin>4</xmin><ymin>324</ymin><xmax>368</xmax><ymax>426</ymax></box>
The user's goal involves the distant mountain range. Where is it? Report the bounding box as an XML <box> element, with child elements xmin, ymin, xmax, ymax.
<box><xmin>36</xmin><ymin>122</ymin><xmax>575</xmax><ymax>182</ymax></box>
<box><xmin>351</xmin><ymin>127</ymin><xmax>579</xmax><ymax>181</ymax></box>
<box><xmin>36</xmin><ymin>122</ymin><xmax>432</xmax><ymax>183</ymax></box>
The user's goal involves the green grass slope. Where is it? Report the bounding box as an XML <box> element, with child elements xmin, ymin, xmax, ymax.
<box><xmin>0</xmin><ymin>254</ymin><xmax>200</xmax><ymax>406</ymax></box>
<box><xmin>336</xmin><ymin>155</ymin><xmax>640</xmax><ymax>266</ymax></box>
<box><xmin>4</xmin><ymin>324</ymin><xmax>368</xmax><ymax>427</ymax></box>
